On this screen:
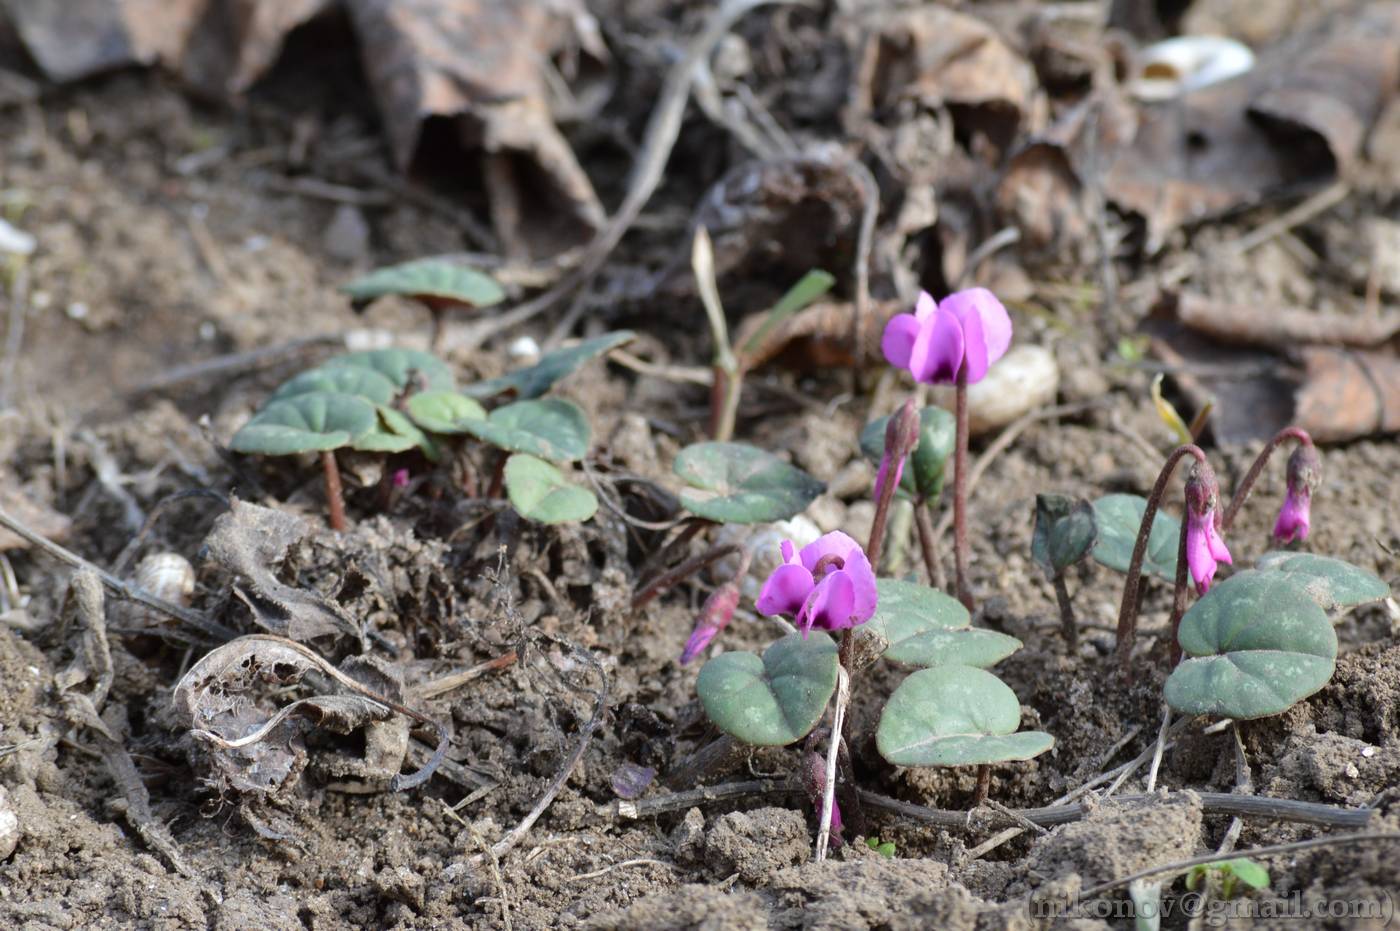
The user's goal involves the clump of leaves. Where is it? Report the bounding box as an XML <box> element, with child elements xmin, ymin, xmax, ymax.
<box><xmin>865</xmin><ymin>837</ymin><xmax>897</xmax><ymax>858</ymax></box>
<box><xmin>1031</xmin><ymin>494</ymin><xmax>1098</xmax><ymax>650</ymax></box>
<box><xmin>341</xmin><ymin>258</ymin><xmax>505</xmax><ymax>349</ymax></box>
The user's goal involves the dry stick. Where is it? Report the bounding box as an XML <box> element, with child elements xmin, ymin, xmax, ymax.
<box><xmin>1144</xmin><ymin>705</ymin><xmax>1174</xmax><ymax>793</ymax></box>
<box><xmin>321</xmin><ymin>450</ymin><xmax>347</xmax><ymax>533</ymax></box>
<box><xmin>127</xmin><ymin>335</ymin><xmax>340</xmax><ymax>396</ymax></box>
<box><xmin>914</xmin><ymin>500</ymin><xmax>947</xmax><ymax>592</ymax></box>
<box><xmin>815</xmin><ymin>665</ymin><xmax>849</xmax><ymax>861</ymax></box>
<box><xmin>630</xmin><ymin>543</ymin><xmax>740</xmax><ymax>612</ymax></box>
<box><xmin>1220</xmin><ymin>426</ymin><xmax>1312</xmax><ymax>531</ymax></box>
<box><xmin>1215</xmin><ymin>722</ymin><xmax>1254</xmax><ymax>856</ymax></box>
<box><xmin>972</xmin><ymin>764</ymin><xmax>992</xmax><ymax>807</ymax></box>
<box><xmin>416</xmin><ymin>650</ymin><xmax>519</xmax><ymax>700</ymax></box>
<box><xmin>0</xmin><ymin>506</ymin><xmax>236</xmax><ymax>643</ymax></box>
<box><xmin>1077</xmin><ymin>831</ymin><xmax>1400</xmax><ymax>901</ymax></box>
<box><xmin>450</xmin><ymin>0</ymin><xmax>792</xmax><ymax>350</ymax></box>
<box><xmin>952</xmin><ymin>368</ymin><xmax>973</xmax><ymax>610</ymax></box>
<box><xmin>1114</xmin><ymin>444</ymin><xmax>1206</xmax><ymax>675</ymax></box>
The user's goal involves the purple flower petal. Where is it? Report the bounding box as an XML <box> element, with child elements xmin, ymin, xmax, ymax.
<box><xmin>842</xmin><ymin>547</ymin><xmax>878</xmax><ymax>622</ymax></box>
<box><xmin>798</xmin><ymin>531</ymin><xmax>862</xmax><ymax>573</ymax></box>
<box><xmin>943</xmin><ymin>287</ymin><xmax>1012</xmax><ymax>373</ymax></box>
<box><xmin>780</xmin><ymin>539</ymin><xmax>797</xmax><ymax>564</ymax></box>
<box><xmin>881</xmin><ymin>313</ymin><xmax>921</xmax><ymax>370</ymax></box>
<box><xmin>757</xmin><ymin>562</ymin><xmax>814</xmax><ymax>618</ymax></box>
<box><xmin>798</xmin><ymin>570</ymin><xmax>856</xmax><ymax>634</ymax></box>
<box><xmin>908</xmin><ymin>302</ymin><xmax>964</xmax><ymax>384</ymax></box>
<box><xmin>958</xmin><ymin>297</ymin><xmax>991</xmax><ymax>383</ymax></box>
<box><xmin>914</xmin><ymin>290</ymin><xmax>938</xmax><ymax>322</ymax></box>
<box><xmin>1273</xmin><ymin>491</ymin><xmax>1310</xmax><ymax>544</ymax></box>
<box><xmin>1186</xmin><ymin>508</ymin><xmax>1229</xmax><ymax>595</ymax></box>
<box><xmin>1207</xmin><ymin>518</ymin><xmax>1232</xmax><ymax>565</ymax></box>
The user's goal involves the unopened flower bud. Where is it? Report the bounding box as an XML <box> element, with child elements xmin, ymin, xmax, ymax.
<box><xmin>1184</xmin><ymin>461</ymin><xmax>1231</xmax><ymax>595</ymax></box>
<box><xmin>1274</xmin><ymin>443</ymin><xmax>1320</xmax><ymax>545</ymax></box>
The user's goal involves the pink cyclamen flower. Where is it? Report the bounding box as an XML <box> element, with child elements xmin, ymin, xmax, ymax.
<box><xmin>756</xmin><ymin>531</ymin><xmax>877</xmax><ymax>636</ymax></box>
<box><xmin>1273</xmin><ymin>444</ymin><xmax>1320</xmax><ymax>545</ymax></box>
<box><xmin>1185</xmin><ymin>466</ymin><xmax>1232</xmax><ymax>595</ymax></box>
<box><xmin>881</xmin><ymin>287</ymin><xmax>1013</xmax><ymax>385</ymax></box>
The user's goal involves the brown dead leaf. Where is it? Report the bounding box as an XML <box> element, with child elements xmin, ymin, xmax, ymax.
<box><xmin>1295</xmin><ymin>348</ymin><xmax>1400</xmax><ymax>443</ymax></box>
<box><xmin>734</xmin><ymin>298</ymin><xmax>902</xmax><ymax>371</ymax></box>
<box><xmin>1169</xmin><ymin>290</ymin><xmax>1400</xmax><ymax>349</ymax></box>
<box><xmin>203</xmin><ymin>497</ymin><xmax>359</xmax><ymax>642</ymax></box>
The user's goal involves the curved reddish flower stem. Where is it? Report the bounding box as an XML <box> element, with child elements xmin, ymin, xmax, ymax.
<box><xmin>1221</xmin><ymin>427</ymin><xmax>1312</xmax><ymax>531</ymax></box>
<box><xmin>952</xmin><ymin>368</ymin><xmax>972</xmax><ymax>610</ymax></box>
<box><xmin>1115</xmin><ymin>444</ymin><xmax>1207</xmax><ymax>675</ymax></box>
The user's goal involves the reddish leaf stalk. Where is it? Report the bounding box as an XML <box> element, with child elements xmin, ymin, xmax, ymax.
<box><xmin>1115</xmin><ymin>444</ymin><xmax>1207</xmax><ymax>675</ymax></box>
<box><xmin>953</xmin><ymin>369</ymin><xmax>972</xmax><ymax>610</ymax></box>
<box><xmin>322</xmin><ymin>450</ymin><xmax>347</xmax><ymax>532</ymax></box>
<box><xmin>1221</xmin><ymin>427</ymin><xmax>1313</xmax><ymax>530</ymax></box>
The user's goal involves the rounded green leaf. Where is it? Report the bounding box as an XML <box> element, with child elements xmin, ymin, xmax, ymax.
<box><xmin>674</xmin><ymin>442</ymin><xmax>825</xmax><ymax>524</ymax></box>
<box><xmin>696</xmin><ymin>632</ymin><xmax>839</xmax><ymax>746</ymax></box>
<box><xmin>322</xmin><ymin>348</ymin><xmax>456</xmax><ymax>392</ymax></box>
<box><xmin>1165</xmin><ymin>570</ymin><xmax>1338</xmax><ymax>720</ymax></box>
<box><xmin>1091</xmin><ymin>494</ymin><xmax>1181</xmax><ymax>582</ymax></box>
<box><xmin>350</xmin><ymin>406</ymin><xmax>428</xmax><ymax>454</ymax></box>
<box><xmin>462</xmin><ymin>331</ymin><xmax>635</xmax><ymax>400</ymax></box>
<box><xmin>1254</xmin><ymin>551</ymin><xmax>1390</xmax><ymax>610</ymax></box>
<box><xmin>231</xmin><ymin>392</ymin><xmax>377</xmax><ymax>455</ymax></box>
<box><xmin>405</xmin><ymin>390</ymin><xmax>488</xmax><ymax>433</ymax></box>
<box><xmin>341</xmin><ymin>258</ymin><xmax>505</xmax><ymax>308</ymax></box>
<box><xmin>866</xmin><ymin>579</ymin><xmax>1021</xmax><ymax>668</ymax></box>
<box><xmin>860</xmin><ymin>407</ymin><xmax>955</xmax><ymax>500</ymax></box>
<box><xmin>505</xmin><ymin>454</ymin><xmax>598</xmax><ymax>524</ymax></box>
<box><xmin>876</xmin><ymin>666</ymin><xmax>1053</xmax><ymax>766</ymax></box>
<box><xmin>271</xmin><ymin>366</ymin><xmax>399</xmax><ymax>405</ymax></box>
<box><xmin>456</xmin><ymin>398</ymin><xmax>591</xmax><ymax>461</ymax></box>
<box><xmin>1032</xmin><ymin>494</ymin><xmax>1099</xmax><ymax>576</ymax></box>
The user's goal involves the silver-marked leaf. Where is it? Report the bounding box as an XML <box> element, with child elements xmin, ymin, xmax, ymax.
<box><xmin>456</xmin><ymin>399</ymin><xmax>591</xmax><ymax>461</ymax></box>
<box><xmin>1254</xmin><ymin>551</ymin><xmax>1390</xmax><ymax>610</ymax></box>
<box><xmin>876</xmin><ymin>665</ymin><xmax>1053</xmax><ymax>766</ymax></box>
<box><xmin>867</xmin><ymin>579</ymin><xmax>1020</xmax><ymax>668</ymax></box>
<box><xmin>1165</xmin><ymin>570</ymin><xmax>1337</xmax><ymax>720</ymax></box>
<box><xmin>1091</xmin><ymin>494</ymin><xmax>1181</xmax><ymax>582</ymax></box>
<box><xmin>674</xmin><ymin>442</ymin><xmax>825</xmax><ymax>524</ymax></box>
<box><xmin>859</xmin><ymin>406</ymin><xmax>955</xmax><ymax>500</ymax></box>
<box><xmin>271</xmin><ymin>366</ymin><xmax>399</xmax><ymax>406</ymax></box>
<box><xmin>341</xmin><ymin>258</ymin><xmax>505</xmax><ymax>308</ymax></box>
<box><xmin>696</xmin><ymin>632</ymin><xmax>839</xmax><ymax>746</ymax></box>
<box><xmin>322</xmin><ymin>348</ymin><xmax>456</xmax><ymax>392</ymax></box>
<box><xmin>231</xmin><ymin>392</ymin><xmax>377</xmax><ymax>456</ymax></box>
<box><xmin>1032</xmin><ymin>494</ymin><xmax>1098</xmax><ymax>576</ymax></box>
<box><xmin>462</xmin><ymin>331</ymin><xmax>635</xmax><ymax>399</ymax></box>
<box><xmin>505</xmin><ymin>454</ymin><xmax>598</xmax><ymax>524</ymax></box>
<box><xmin>405</xmin><ymin>391</ymin><xmax>487</xmax><ymax>434</ymax></box>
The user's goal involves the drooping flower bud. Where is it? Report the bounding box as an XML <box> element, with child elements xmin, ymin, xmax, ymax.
<box><xmin>679</xmin><ymin>550</ymin><xmax>750</xmax><ymax>665</ymax></box>
<box><xmin>800</xmin><ymin>750</ymin><xmax>843</xmax><ymax>847</ymax></box>
<box><xmin>1273</xmin><ymin>443</ymin><xmax>1320</xmax><ymax>545</ymax></box>
<box><xmin>1184</xmin><ymin>462</ymin><xmax>1232</xmax><ymax>595</ymax></box>
<box><xmin>874</xmin><ymin>398</ymin><xmax>921</xmax><ymax>505</ymax></box>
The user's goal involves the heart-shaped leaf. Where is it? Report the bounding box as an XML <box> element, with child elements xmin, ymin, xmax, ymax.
<box><xmin>1254</xmin><ymin>551</ymin><xmax>1390</xmax><ymax>610</ymax></box>
<box><xmin>696</xmin><ymin>632</ymin><xmax>839</xmax><ymax>746</ymax></box>
<box><xmin>231</xmin><ymin>392</ymin><xmax>377</xmax><ymax>455</ymax></box>
<box><xmin>674</xmin><ymin>442</ymin><xmax>825</xmax><ymax>524</ymax></box>
<box><xmin>1164</xmin><ymin>570</ymin><xmax>1338</xmax><ymax>720</ymax></box>
<box><xmin>1032</xmin><ymin>494</ymin><xmax>1098</xmax><ymax>576</ymax></box>
<box><xmin>351</xmin><ymin>406</ymin><xmax>433</xmax><ymax>456</ymax></box>
<box><xmin>866</xmin><ymin>579</ymin><xmax>1021</xmax><ymax>668</ymax></box>
<box><xmin>454</xmin><ymin>398</ymin><xmax>591</xmax><ymax>461</ymax></box>
<box><xmin>271</xmin><ymin>366</ymin><xmax>399</xmax><ymax>406</ymax></box>
<box><xmin>504</xmin><ymin>454</ymin><xmax>598</xmax><ymax>524</ymax></box>
<box><xmin>1091</xmin><ymin>494</ymin><xmax>1181</xmax><ymax>582</ymax></box>
<box><xmin>405</xmin><ymin>390</ymin><xmax>488</xmax><ymax>433</ymax></box>
<box><xmin>341</xmin><ymin>258</ymin><xmax>505</xmax><ymax>308</ymax></box>
<box><xmin>876</xmin><ymin>665</ymin><xmax>1054</xmax><ymax>766</ymax></box>
<box><xmin>860</xmin><ymin>406</ymin><xmax>956</xmax><ymax>500</ymax></box>
<box><xmin>322</xmin><ymin>348</ymin><xmax>456</xmax><ymax>392</ymax></box>
<box><xmin>462</xmin><ymin>331</ymin><xmax>635</xmax><ymax>399</ymax></box>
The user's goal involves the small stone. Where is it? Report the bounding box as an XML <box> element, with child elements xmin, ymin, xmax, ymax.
<box><xmin>0</xmin><ymin>218</ymin><xmax>35</xmax><ymax>256</ymax></box>
<box><xmin>324</xmin><ymin>205</ymin><xmax>371</xmax><ymax>264</ymax></box>
<box><xmin>0</xmin><ymin>786</ymin><xmax>19</xmax><ymax>860</ymax></box>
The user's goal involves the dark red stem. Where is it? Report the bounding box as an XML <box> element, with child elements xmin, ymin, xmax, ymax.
<box><xmin>1115</xmin><ymin>444</ymin><xmax>1207</xmax><ymax>675</ymax></box>
<box><xmin>1167</xmin><ymin>511</ymin><xmax>1191</xmax><ymax>667</ymax></box>
<box><xmin>953</xmin><ymin>369</ymin><xmax>972</xmax><ymax>610</ymax></box>
<box><xmin>1052</xmin><ymin>574</ymin><xmax>1077</xmax><ymax>650</ymax></box>
<box><xmin>914</xmin><ymin>500</ymin><xmax>947</xmax><ymax>592</ymax></box>
<box><xmin>1221</xmin><ymin>427</ymin><xmax>1313</xmax><ymax>530</ymax></box>
<box><xmin>631</xmin><ymin>543</ymin><xmax>741</xmax><ymax>612</ymax></box>
<box><xmin>322</xmin><ymin>450</ymin><xmax>347</xmax><ymax>532</ymax></box>
<box><xmin>972</xmin><ymin>764</ymin><xmax>991</xmax><ymax>807</ymax></box>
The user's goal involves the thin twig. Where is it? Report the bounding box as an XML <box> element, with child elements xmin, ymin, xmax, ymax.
<box><xmin>1145</xmin><ymin>705</ymin><xmax>1173</xmax><ymax>793</ymax></box>
<box><xmin>631</xmin><ymin>543</ymin><xmax>740</xmax><ymax>612</ymax></box>
<box><xmin>416</xmin><ymin>650</ymin><xmax>519</xmax><ymax>700</ymax></box>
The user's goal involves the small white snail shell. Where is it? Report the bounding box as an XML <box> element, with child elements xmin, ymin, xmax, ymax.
<box><xmin>133</xmin><ymin>552</ymin><xmax>195</xmax><ymax>607</ymax></box>
<box><xmin>1131</xmin><ymin>36</ymin><xmax>1255</xmax><ymax>101</ymax></box>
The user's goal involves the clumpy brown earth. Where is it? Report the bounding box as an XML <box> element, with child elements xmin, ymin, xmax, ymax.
<box><xmin>3</xmin><ymin>13</ymin><xmax>1400</xmax><ymax>931</ymax></box>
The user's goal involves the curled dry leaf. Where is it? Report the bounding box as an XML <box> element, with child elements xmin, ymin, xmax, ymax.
<box><xmin>203</xmin><ymin>497</ymin><xmax>359</xmax><ymax>642</ymax></box>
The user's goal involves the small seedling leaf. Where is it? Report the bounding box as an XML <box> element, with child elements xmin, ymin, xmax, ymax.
<box><xmin>866</xmin><ymin>579</ymin><xmax>1021</xmax><ymax>668</ymax></box>
<box><xmin>696</xmin><ymin>632</ymin><xmax>839</xmax><ymax>746</ymax></box>
<box><xmin>1032</xmin><ymin>494</ymin><xmax>1098</xmax><ymax>576</ymax></box>
<box><xmin>341</xmin><ymin>258</ymin><xmax>505</xmax><ymax>308</ymax></box>
<box><xmin>322</xmin><ymin>348</ymin><xmax>456</xmax><ymax>392</ymax></box>
<box><xmin>350</xmin><ymin>406</ymin><xmax>430</xmax><ymax>455</ymax></box>
<box><xmin>504</xmin><ymin>454</ymin><xmax>598</xmax><ymax>524</ymax></box>
<box><xmin>1091</xmin><ymin>494</ymin><xmax>1180</xmax><ymax>582</ymax></box>
<box><xmin>271</xmin><ymin>366</ymin><xmax>399</xmax><ymax>406</ymax></box>
<box><xmin>405</xmin><ymin>390</ymin><xmax>488</xmax><ymax>433</ymax></box>
<box><xmin>1220</xmin><ymin>858</ymin><xmax>1270</xmax><ymax>892</ymax></box>
<box><xmin>1254</xmin><ymin>551</ymin><xmax>1390</xmax><ymax>610</ymax></box>
<box><xmin>738</xmin><ymin>269</ymin><xmax>837</xmax><ymax>360</ymax></box>
<box><xmin>876</xmin><ymin>665</ymin><xmax>1054</xmax><ymax>766</ymax></box>
<box><xmin>231</xmin><ymin>392</ymin><xmax>377</xmax><ymax>455</ymax></box>
<box><xmin>455</xmin><ymin>398</ymin><xmax>591</xmax><ymax>461</ymax></box>
<box><xmin>1164</xmin><ymin>570</ymin><xmax>1337</xmax><ymax>720</ymax></box>
<box><xmin>859</xmin><ymin>406</ymin><xmax>956</xmax><ymax>500</ymax></box>
<box><xmin>461</xmin><ymin>331</ymin><xmax>636</xmax><ymax>399</ymax></box>
<box><xmin>675</xmin><ymin>442</ymin><xmax>825</xmax><ymax>524</ymax></box>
